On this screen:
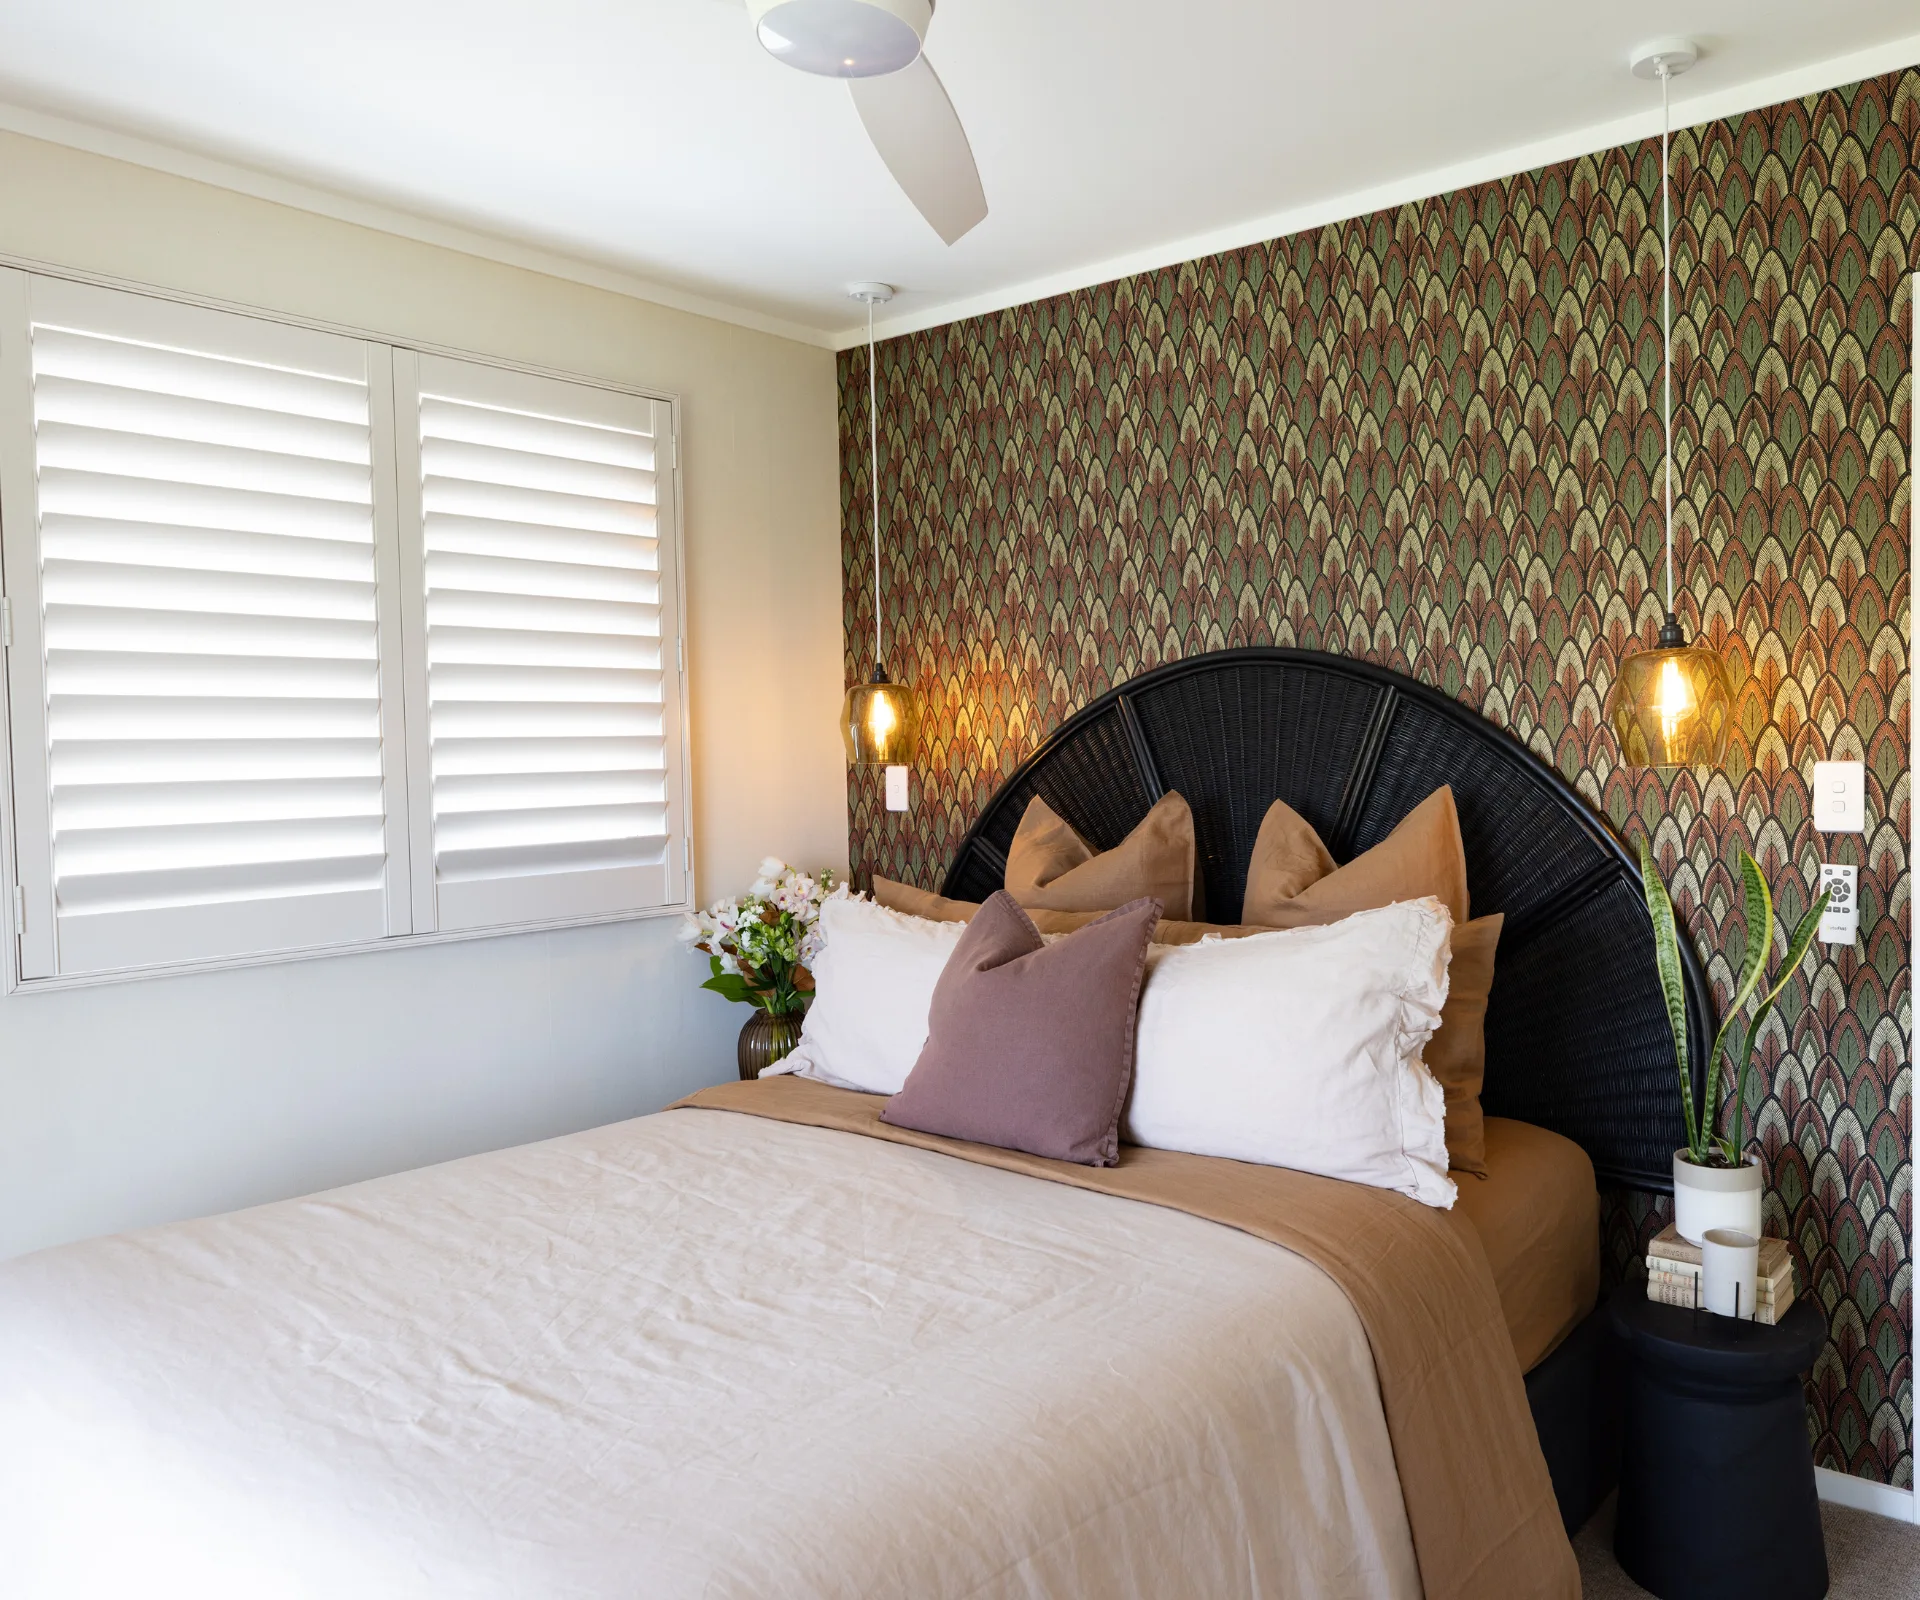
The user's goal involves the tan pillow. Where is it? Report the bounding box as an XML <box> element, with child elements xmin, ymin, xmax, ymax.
<box><xmin>872</xmin><ymin>878</ymin><xmax>977</xmax><ymax>923</ymax></box>
<box><xmin>1429</xmin><ymin>913</ymin><xmax>1502</xmax><ymax>1175</ymax></box>
<box><xmin>1139</xmin><ymin>918</ymin><xmax>1271</xmax><ymax>945</ymax></box>
<box><xmin>1242</xmin><ymin>787</ymin><xmax>1469</xmax><ymax>927</ymax></box>
<box><xmin>1004</xmin><ymin>792</ymin><xmax>1198</xmax><ymax>922</ymax></box>
<box><xmin>1240</xmin><ymin>786</ymin><xmax>1493</xmax><ymax>1174</ymax></box>
<box><xmin>1243</xmin><ymin>800</ymin><xmax>1336</xmax><ymax>904</ymax></box>
<box><xmin>872</xmin><ymin>878</ymin><xmax>1258</xmax><ymax>945</ymax></box>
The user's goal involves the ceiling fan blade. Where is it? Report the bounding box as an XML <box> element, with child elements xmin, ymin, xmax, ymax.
<box><xmin>849</xmin><ymin>55</ymin><xmax>987</xmax><ymax>245</ymax></box>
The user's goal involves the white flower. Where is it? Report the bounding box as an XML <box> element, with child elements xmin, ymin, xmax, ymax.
<box><xmin>684</xmin><ymin>864</ymin><xmax>845</xmax><ymax>999</ymax></box>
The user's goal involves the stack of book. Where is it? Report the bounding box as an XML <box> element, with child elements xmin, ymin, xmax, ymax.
<box><xmin>1645</xmin><ymin>1224</ymin><xmax>1796</xmax><ymax>1324</ymax></box>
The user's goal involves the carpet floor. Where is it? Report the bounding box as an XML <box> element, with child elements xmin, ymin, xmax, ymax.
<box><xmin>1575</xmin><ymin>1493</ymin><xmax>1920</xmax><ymax>1598</ymax></box>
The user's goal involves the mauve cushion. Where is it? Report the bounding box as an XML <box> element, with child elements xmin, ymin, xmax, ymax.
<box><xmin>880</xmin><ymin>892</ymin><xmax>1161</xmax><ymax>1166</ymax></box>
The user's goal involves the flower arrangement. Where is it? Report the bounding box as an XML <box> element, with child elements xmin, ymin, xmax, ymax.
<box><xmin>679</xmin><ymin>858</ymin><xmax>842</xmax><ymax>1018</ymax></box>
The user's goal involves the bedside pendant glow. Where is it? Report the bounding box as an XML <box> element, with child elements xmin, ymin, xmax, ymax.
<box><xmin>841</xmin><ymin>667</ymin><xmax>919</xmax><ymax>766</ymax></box>
<box><xmin>1605</xmin><ymin>628</ymin><xmax>1734</xmax><ymax>768</ymax></box>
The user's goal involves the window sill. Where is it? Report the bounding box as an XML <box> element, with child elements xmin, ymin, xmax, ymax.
<box><xmin>5</xmin><ymin>899</ymin><xmax>695</xmax><ymax>995</ymax></box>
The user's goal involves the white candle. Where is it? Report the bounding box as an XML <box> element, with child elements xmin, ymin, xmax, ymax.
<box><xmin>1702</xmin><ymin>1227</ymin><xmax>1760</xmax><ymax>1320</ymax></box>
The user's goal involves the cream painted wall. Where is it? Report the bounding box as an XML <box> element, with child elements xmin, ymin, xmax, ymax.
<box><xmin>0</xmin><ymin>131</ymin><xmax>848</xmax><ymax>1260</ymax></box>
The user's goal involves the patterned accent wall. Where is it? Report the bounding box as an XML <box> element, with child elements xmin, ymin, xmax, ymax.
<box><xmin>839</xmin><ymin>73</ymin><xmax>1917</xmax><ymax>1485</ymax></box>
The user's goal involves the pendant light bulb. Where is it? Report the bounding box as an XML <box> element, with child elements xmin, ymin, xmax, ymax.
<box><xmin>840</xmin><ymin>284</ymin><xmax>922</xmax><ymax>768</ymax></box>
<box><xmin>843</xmin><ymin>664</ymin><xmax>921</xmax><ymax>765</ymax></box>
<box><xmin>1605</xmin><ymin>41</ymin><xmax>1733</xmax><ymax>769</ymax></box>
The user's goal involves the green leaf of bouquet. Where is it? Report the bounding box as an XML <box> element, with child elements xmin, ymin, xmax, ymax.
<box><xmin>700</xmin><ymin>973</ymin><xmax>754</xmax><ymax>1005</ymax></box>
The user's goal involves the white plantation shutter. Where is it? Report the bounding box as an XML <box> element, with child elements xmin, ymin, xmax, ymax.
<box><xmin>395</xmin><ymin>353</ymin><xmax>684</xmax><ymax>932</ymax></box>
<box><xmin>0</xmin><ymin>273</ymin><xmax>411</xmax><ymax>978</ymax></box>
<box><xmin>0</xmin><ymin>271</ymin><xmax>689</xmax><ymax>985</ymax></box>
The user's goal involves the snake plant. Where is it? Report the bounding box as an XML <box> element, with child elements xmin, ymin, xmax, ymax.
<box><xmin>1636</xmin><ymin>839</ymin><xmax>1829</xmax><ymax>1167</ymax></box>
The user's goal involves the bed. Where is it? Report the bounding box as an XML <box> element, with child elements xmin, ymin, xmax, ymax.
<box><xmin>0</xmin><ymin>647</ymin><xmax>1707</xmax><ymax>1598</ymax></box>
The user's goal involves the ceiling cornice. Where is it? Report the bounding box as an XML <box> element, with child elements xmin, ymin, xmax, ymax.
<box><xmin>0</xmin><ymin>97</ymin><xmax>840</xmax><ymax>351</ymax></box>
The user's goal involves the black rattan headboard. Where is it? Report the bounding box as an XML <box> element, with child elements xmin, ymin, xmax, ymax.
<box><xmin>938</xmin><ymin>647</ymin><xmax>1711</xmax><ymax>1191</ymax></box>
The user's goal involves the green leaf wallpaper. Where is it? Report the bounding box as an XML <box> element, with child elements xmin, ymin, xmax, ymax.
<box><xmin>839</xmin><ymin>70</ymin><xmax>1916</xmax><ymax>1485</ymax></box>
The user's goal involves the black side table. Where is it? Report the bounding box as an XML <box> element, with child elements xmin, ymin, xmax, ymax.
<box><xmin>1609</xmin><ymin>1284</ymin><xmax>1828</xmax><ymax>1600</ymax></box>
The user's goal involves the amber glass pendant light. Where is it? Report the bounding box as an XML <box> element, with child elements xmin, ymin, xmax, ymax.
<box><xmin>1605</xmin><ymin>42</ymin><xmax>1733</xmax><ymax>769</ymax></box>
<box><xmin>840</xmin><ymin>284</ymin><xmax>921</xmax><ymax>767</ymax></box>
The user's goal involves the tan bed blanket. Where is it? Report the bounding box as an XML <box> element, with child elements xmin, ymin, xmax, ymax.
<box><xmin>680</xmin><ymin>1075</ymin><xmax>1579</xmax><ymax>1600</ymax></box>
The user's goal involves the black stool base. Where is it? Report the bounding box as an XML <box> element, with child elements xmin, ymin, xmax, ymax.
<box><xmin>1612</xmin><ymin>1295</ymin><xmax>1829</xmax><ymax>1600</ymax></box>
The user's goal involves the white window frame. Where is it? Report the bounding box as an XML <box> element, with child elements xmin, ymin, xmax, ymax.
<box><xmin>0</xmin><ymin>261</ymin><xmax>693</xmax><ymax>993</ymax></box>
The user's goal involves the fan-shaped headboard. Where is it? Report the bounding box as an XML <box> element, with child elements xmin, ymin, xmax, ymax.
<box><xmin>938</xmin><ymin>648</ymin><xmax>1712</xmax><ymax>1192</ymax></box>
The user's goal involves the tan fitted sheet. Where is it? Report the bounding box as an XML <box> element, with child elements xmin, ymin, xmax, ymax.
<box><xmin>1454</xmin><ymin>1116</ymin><xmax>1601</xmax><ymax>1372</ymax></box>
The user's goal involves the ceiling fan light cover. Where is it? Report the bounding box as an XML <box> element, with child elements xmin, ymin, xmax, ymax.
<box><xmin>749</xmin><ymin>0</ymin><xmax>930</xmax><ymax>78</ymax></box>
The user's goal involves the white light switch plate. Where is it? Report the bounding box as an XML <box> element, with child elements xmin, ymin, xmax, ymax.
<box><xmin>884</xmin><ymin>765</ymin><xmax>909</xmax><ymax>812</ymax></box>
<box><xmin>1812</xmin><ymin>761</ymin><xmax>1865</xmax><ymax>832</ymax></box>
<box><xmin>1818</xmin><ymin>863</ymin><xmax>1859</xmax><ymax>945</ymax></box>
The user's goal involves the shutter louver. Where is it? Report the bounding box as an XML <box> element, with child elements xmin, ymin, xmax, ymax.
<box><xmin>2</xmin><ymin>279</ymin><xmax>408</xmax><ymax>976</ymax></box>
<box><xmin>403</xmin><ymin>356</ymin><xmax>681</xmax><ymax>930</ymax></box>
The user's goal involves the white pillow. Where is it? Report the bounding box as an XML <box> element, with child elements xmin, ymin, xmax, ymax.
<box><xmin>769</xmin><ymin>896</ymin><xmax>967</xmax><ymax>1095</ymax></box>
<box><xmin>1124</xmin><ymin>899</ymin><xmax>1456</xmax><ymax>1207</ymax></box>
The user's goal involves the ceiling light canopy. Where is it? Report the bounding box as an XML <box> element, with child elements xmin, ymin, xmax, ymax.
<box><xmin>748</xmin><ymin>0</ymin><xmax>930</xmax><ymax>79</ymax></box>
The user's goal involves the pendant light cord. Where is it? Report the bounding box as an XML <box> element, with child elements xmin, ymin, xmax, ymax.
<box><xmin>1658</xmin><ymin>59</ymin><xmax>1674</xmax><ymax>618</ymax></box>
<box><xmin>867</xmin><ymin>296</ymin><xmax>884</xmax><ymax>673</ymax></box>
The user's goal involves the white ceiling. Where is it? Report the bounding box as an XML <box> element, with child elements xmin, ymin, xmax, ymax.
<box><xmin>0</xmin><ymin>0</ymin><xmax>1914</xmax><ymax>347</ymax></box>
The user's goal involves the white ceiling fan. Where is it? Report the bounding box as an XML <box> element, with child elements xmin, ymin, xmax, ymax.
<box><xmin>729</xmin><ymin>0</ymin><xmax>988</xmax><ymax>245</ymax></box>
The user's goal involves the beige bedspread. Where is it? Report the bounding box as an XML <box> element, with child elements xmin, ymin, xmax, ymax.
<box><xmin>1</xmin><ymin>1097</ymin><xmax>1434</xmax><ymax>1598</ymax></box>
<box><xmin>680</xmin><ymin>1075</ymin><xmax>1579</xmax><ymax>1600</ymax></box>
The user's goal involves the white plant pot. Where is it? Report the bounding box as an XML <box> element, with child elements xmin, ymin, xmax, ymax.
<box><xmin>1672</xmin><ymin>1151</ymin><xmax>1763</xmax><ymax>1246</ymax></box>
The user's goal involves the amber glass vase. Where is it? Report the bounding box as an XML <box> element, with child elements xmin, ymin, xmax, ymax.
<box><xmin>737</xmin><ymin>1009</ymin><xmax>805</xmax><ymax>1080</ymax></box>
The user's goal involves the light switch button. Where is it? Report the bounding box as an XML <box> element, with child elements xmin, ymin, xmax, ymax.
<box><xmin>884</xmin><ymin>765</ymin><xmax>910</xmax><ymax>812</ymax></box>
<box><xmin>1812</xmin><ymin>760</ymin><xmax>1865</xmax><ymax>833</ymax></box>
